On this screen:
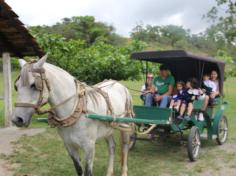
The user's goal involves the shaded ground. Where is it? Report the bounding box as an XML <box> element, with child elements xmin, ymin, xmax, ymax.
<box><xmin>0</xmin><ymin>127</ymin><xmax>45</xmax><ymax>176</ymax></box>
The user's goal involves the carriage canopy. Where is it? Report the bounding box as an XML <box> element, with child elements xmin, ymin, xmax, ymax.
<box><xmin>131</xmin><ymin>50</ymin><xmax>225</xmax><ymax>93</ymax></box>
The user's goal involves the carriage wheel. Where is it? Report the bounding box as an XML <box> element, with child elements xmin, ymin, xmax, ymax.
<box><xmin>216</xmin><ymin>116</ymin><xmax>228</xmax><ymax>145</ymax></box>
<box><xmin>187</xmin><ymin>126</ymin><xmax>201</xmax><ymax>162</ymax></box>
<box><xmin>129</xmin><ymin>132</ymin><xmax>137</xmax><ymax>150</ymax></box>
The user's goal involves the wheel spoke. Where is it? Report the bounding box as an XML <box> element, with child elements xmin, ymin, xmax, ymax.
<box><xmin>217</xmin><ymin>116</ymin><xmax>228</xmax><ymax>144</ymax></box>
<box><xmin>192</xmin><ymin>131</ymin><xmax>200</xmax><ymax>156</ymax></box>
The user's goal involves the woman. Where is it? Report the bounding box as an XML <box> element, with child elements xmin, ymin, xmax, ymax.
<box><xmin>140</xmin><ymin>73</ymin><xmax>156</xmax><ymax>106</ymax></box>
<box><xmin>210</xmin><ymin>70</ymin><xmax>220</xmax><ymax>98</ymax></box>
<box><xmin>201</xmin><ymin>70</ymin><xmax>220</xmax><ymax>111</ymax></box>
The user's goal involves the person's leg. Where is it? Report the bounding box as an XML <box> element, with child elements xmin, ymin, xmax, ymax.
<box><xmin>177</xmin><ymin>103</ymin><xmax>186</xmax><ymax>119</ymax></box>
<box><xmin>187</xmin><ymin>103</ymin><xmax>193</xmax><ymax>116</ymax></box>
<box><xmin>154</xmin><ymin>94</ymin><xmax>162</xmax><ymax>104</ymax></box>
<box><xmin>144</xmin><ymin>93</ymin><xmax>154</xmax><ymax>106</ymax></box>
<box><xmin>184</xmin><ymin>103</ymin><xmax>193</xmax><ymax>120</ymax></box>
<box><xmin>175</xmin><ymin>100</ymin><xmax>181</xmax><ymax>111</ymax></box>
<box><xmin>160</xmin><ymin>95</ymin><xmax>171</xmax><ymax>108</ymax></box>
<box><xmin>180</xmin><ymin>103</ymin><xmax>186</xmax><ymax>115</ymax></box>
<box><xmin>169</xmin><ymin>99</ymin><xmax>174</xmax><ymax>108</ymax></box>
<box><xmin>202</xmin><ymin>95</ymin><xmax>210</xmax><ymax>111</ymax></box>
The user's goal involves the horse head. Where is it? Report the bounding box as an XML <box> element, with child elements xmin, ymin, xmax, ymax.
<box><xmin>12</xmin><ymin>55</ymin><xmax>49</xmax><ymax>127</ymax></box>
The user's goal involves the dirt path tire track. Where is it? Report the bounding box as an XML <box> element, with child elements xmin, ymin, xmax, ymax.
<box><xmin>0</xmin><ymin>127</ymin><xmax>45</xmax><ymax>176</ymax></box>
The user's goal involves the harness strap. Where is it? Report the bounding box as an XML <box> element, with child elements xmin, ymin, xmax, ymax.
<box><xmin>92</xmin><ymin>87</ymin><xmax>114</xmax><ymax>115</ymax></box>
<box><xmin>14</xmin><ymin>102</ymin><xmax>38</xmax><ymax>109</ymax></box>
<box><xmin>48</xmin><ymin>82</ymin><xmax>87</xmax><ymax>127</ymax></box>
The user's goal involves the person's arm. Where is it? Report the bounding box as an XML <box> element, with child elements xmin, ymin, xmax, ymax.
<box><xmin>148</xmin><ymin>86</ymin><xmax>155</xmax><ymax>94</ymax></box>
<box><xmin>211</xmin><ymin>81</ymin><xmax>220</xmax><ymax>97</ymax></box>
<box><xmin>140</xmin><ymin>85</ymin><xmax>146</xmax><ymax>95</ymax></box>
<box><xmin>211</xmin><ymin>82</ymin><xmax>217</xmax><ymax>92</ymax></box>
<box><xmin>162</xmin><ymin>76</ymin><xmax>175</xmax><ymax>96</ymax></box>
<box><xmin>162</xmin><ymin>85</ymin><xmax>174</xmax><ymax>96</ymax></box>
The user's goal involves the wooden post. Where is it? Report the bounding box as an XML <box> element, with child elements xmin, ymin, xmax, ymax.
<box><xmin>2</xmin><ymin>52</ymin><xmax>12</xmax><ymax>127</ymax></box>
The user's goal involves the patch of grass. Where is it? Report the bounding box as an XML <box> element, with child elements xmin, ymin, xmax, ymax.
<box><xmin>3</xmin><ymin>76</ymin><xmax>236</xmax><ymax>175</ymax></box>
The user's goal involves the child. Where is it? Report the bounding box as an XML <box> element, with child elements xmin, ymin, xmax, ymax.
<box><xmin>201</xmin><ymin>74</ymin><xmax>217</xmax><ymax>111</ymax></box>
<box><xmin>177</xmin><ymin>78</ymin><xmax>201</xmax><ymax>120</ymax></box>
<box><xmin>202</xmin><ymin>74</ymin><xmax>217</xmax><ymax>96</ymax></box>
<box><xmin>169</xmin><ymin>81</ymin><xmax>185</xmax><ymax>112</ymax></box>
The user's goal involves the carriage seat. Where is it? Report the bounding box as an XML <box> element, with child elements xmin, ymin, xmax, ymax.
<box><xmin>193</xmin><ymin>96</ymin><xmax>221</xmax><ymax>111</ymax></box>
<box><xmin>193</xmin><ymin>99</ymin><xmax>205</xmax><ymax>110</ymax></box>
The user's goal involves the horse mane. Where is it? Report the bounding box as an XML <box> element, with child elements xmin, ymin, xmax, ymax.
<box><xmin>19</xmin><ymin>64</ymin><xmax>31</xmax><ymax>86</ymax></box>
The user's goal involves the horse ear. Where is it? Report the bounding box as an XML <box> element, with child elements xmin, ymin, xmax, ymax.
<box><xmin>19</xmin><ymin>59</ymin><xmax>27</xmax><ymax>68</ymax></box>
<box><xmin>34</xmin><ymin>54</ymin><xmax>48</xmax><ymax>69</ymax></box>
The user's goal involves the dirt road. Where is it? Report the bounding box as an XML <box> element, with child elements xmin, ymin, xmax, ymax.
<box><xmin>0</xmin><ymin>127</ymin><xmax>45</xmax><ymax>176</ymax></box>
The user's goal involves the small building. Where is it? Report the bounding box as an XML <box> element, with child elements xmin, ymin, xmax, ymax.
<box><xmin>0</xmin><ymin>0</ymin><xmax>44</xmax><ymax>127</ymax></box>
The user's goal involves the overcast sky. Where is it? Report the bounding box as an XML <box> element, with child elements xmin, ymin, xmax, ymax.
<box><xmin>6</xmin><ymin>0</ymin><xmax>216</xmax><ymax>37</ymax></box>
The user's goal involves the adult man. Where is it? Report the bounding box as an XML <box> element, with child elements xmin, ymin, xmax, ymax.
<box><xmin>145</xmin><ymin>64</ymin><xmax>175</xmax><ymax>108</ymax></box>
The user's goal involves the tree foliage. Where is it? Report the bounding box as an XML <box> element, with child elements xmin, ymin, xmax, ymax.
<box><xmin>131</xmin><ymin>24</ymin><xmax>236</xmax><ymax>58</ymax></box>
<box><xmin>131</xmin><ymin>24</ymin><xmax>190</xmax><ymax>46</ymax></box>
<box><xmin>30</xmin><ymin>16</ymin><xmax>127</xmax><ymax>47</ymax></box>
<box><xmin>206</xmin><ymin>0</ymin><xmax>236</xmax><ymax>43</ymax></box>
<box><xmin>33</xmin><ymin>33</ymin><xmax>146</xmax><ymax>84</ymax></box>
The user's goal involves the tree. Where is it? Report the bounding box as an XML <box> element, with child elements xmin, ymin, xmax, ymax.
<box><xmin>206</xmin><ymin>0</ymin><xmax>236</xmax><ymax>42</ymax></box>
<box><xmin>131</xmin><ymin>24</ymin><xmax>149</xmax><ymax>41</ymax></box>
<box><xmin>160</xmin><ymin>25</ymin><xmax>190</xmax><ymax>46</ymax></box>
<box><xmin>131</xmin><ymin>24</ymin><xmax>191</xmax><ymax>47</ymax></box>
<box><xmin>30</xmin><ymin>16</ymin><xmax>126</xmax><ymax>46</ymax></box>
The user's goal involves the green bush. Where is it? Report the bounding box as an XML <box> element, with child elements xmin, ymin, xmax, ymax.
<box><xmin>34</xmin><ymin>33</ymin><xmax>146</xmax><ymax>84</ymax></box>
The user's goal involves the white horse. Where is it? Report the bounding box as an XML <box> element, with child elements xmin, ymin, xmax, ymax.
<box><xmin>12</xmin><ymin>55</ymin><xmax>134</xmax><ymax>176</ymax></box>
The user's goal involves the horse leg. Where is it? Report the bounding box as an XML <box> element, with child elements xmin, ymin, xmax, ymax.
<box><xmin>65</xmin><ymin>143</ymin><xmax>83</xmax><ymax>176</ymax></box>
<box><xmin>106</xmin><ymin>135</ymin><xmax>116</xmax><ymax>176</ymax></box>
<box><xmin>120</xmin><ymin>131</ymin><xmax>130</xmax><ymax>176</ymax></box>
<box><xmin>84</xmin><ymin>142</ymin><xmax>95</xmax><ymax>176</ymax></box>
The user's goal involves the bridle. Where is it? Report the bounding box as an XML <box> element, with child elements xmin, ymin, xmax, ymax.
<box><xmin>14</xmin><ymin>63</ymin><xmax>51</xmax><ymax>115</ymax></box>
<box><xmin>14</xmin><ymin>62</ymin><xmax>88</xmax><ymax>127</ymax></box>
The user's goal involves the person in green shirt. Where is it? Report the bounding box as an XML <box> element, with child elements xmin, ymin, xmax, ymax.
<box><xmin>144</xmin><ymin>64</ymin><xmax>175</xmax><ymax>107</ymax></box>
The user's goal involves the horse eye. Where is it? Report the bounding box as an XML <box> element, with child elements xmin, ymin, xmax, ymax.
<box><xmin>30</xmin><ymin>83</ymin><xmax>36</xmax><ymax>89</ymax></box>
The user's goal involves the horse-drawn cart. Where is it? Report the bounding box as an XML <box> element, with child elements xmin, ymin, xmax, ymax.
<box><xmin>37</xmin><ymin>50</ymin><xmax>228</xmax><ymax>162</ymax></box>
<box><xmin>88</xmin><ymin>50</ymin><xmax>228</xmax><ymax>161</ymax></box>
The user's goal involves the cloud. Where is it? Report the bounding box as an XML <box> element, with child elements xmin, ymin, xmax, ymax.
<box><xmin>5</xmin><ymin>0</ymin><xmax>216</xmax><ymax>36</ymax></box>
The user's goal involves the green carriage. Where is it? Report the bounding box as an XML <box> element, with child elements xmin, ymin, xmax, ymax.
<box><xmin>128</xmin><ymin>50</ymin><xmax>228</xmax><ymax>161</ymax></box>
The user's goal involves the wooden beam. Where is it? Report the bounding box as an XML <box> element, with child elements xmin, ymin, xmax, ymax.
<box><xmin>2</xmin><ymin>52</ymin><xmax>12</xmax><ymax>127</ymax></box>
